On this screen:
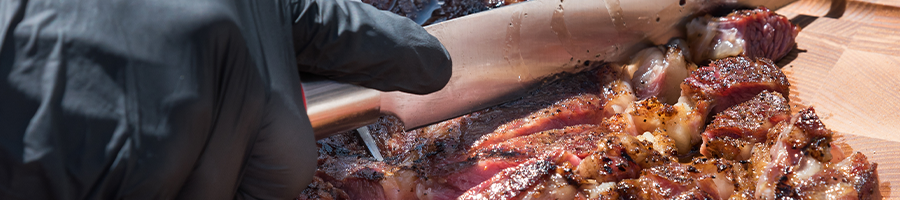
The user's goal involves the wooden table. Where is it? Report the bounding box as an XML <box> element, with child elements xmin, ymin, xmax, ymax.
<box><xmin>776</xmin><ymin>0</ymin><xmax>900</xmax><ymax>198</ymax></box>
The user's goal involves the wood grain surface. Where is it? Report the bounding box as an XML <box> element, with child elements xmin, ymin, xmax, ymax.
<box><xmin>775</xmin><ymin>0</ymin><xmax>900</xmax><ymax>198</ymax></box>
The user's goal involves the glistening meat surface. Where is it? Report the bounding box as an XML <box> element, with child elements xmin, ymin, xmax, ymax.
<box><xmin>687</xmin><ymin>6</ymin><xmax>800</xmax><ymax>63</ymax></box>
<box><xmin>700</xmin><ymin>91</ymin><xmax>791</xmax><ymax>160</ymax></box>
<box><xmin>682</xmin><ymin>56</ymin><xmax>790</xmax><ymax>115</ymax></box>
<box><xmin>301</xmin><ymin>6</ymin><xmax>879</xmax><ymax>200</ymax></box>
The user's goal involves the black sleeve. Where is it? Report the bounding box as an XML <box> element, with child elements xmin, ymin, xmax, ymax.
<box><xmin>290</xmin><ymin>0</ymin><xmax>452</xmax><ymax>95</ymax></box>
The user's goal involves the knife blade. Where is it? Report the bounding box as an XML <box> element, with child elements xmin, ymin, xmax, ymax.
<box><xmin>303</xmin><ymin>0</ymin><xmax>797</xmax><ymax>141</ymax></box>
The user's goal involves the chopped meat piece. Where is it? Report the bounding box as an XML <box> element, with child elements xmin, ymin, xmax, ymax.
<box><xmin>575</xmin><ymin>140</ymin><xmax>644</xmax><ymax>182</ymax></box>
<box><xmin>298</xmin><ymin>176</ymin><xmax>351</xmax><ymax>200</ymax></box>
<box><xmin>625</xmin><ymin>96</ymin><xmax>705</xmax><ymax>156</ymax></box>
<box><xmin>690</xmin><ymin>158</ymin><xmax>755</xmax><ymax>199</ymax></box>
<box><xmin>836</xmin><ymin>152</ymin><xmax>880</xmax><ymax>199</ymax></box>
<box><xmin>628</xmin><ymin>97</ymin><xmax>676</xmax><ymax>134</ymax></box>
<box><xmin>314</xmin><ymin>132</ymin><xmax>392</xmax><ymax>200</ymax></box>
<box><xmin>687</xmin><ymin>6</ymin><xmax>800</xmax><ymax>63</ymax></box>
<box><xmin>748</xmin><ymin>108</ymin><xmax>878</xmax><ymax>200</ymax></box>
<box><xmin>681</xmin><ymin>56</ymin><xmax>790</xmax><ymax>115</ymax></box>
<box><xmin>624</xmin><ymin>39</ymin><xmax>695</xmax><ymax>104</ymax></box>
<box><xmin>636</xmin><ymin>163</ymin><xmax>722</xmax><ymax>199</ymax></box>
<box><xmin>700</xmin><ymin>91</ymin><xmax>791</xmax><ymax>160</ymax></box>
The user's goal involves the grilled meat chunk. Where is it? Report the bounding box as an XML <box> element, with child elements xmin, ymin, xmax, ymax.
<box><xmin>681</xmin><ymin>56</ymin><xmax>790</xmax><ymax>115</ymax></box>
<box><xmin>748</xmin><ymin>108</ymin><xmax>878</xmax><ymax>200</ymax></box>
<box><xmin>700</xmin><ymin>91</ymin><xmax>791</xmax><ymax>160</ymax></box>
<box><xmin>687</xmin><ymin>6</ymin><xmax>800</xmax><ymax>63</ymax></box>
<box><xmin>298</xmin><ymin>176</ymin><xmax>351</xmax><ymax>200</ymax></box>
<box><xmin>575</xmin><ymin>133</ymin><xmax>676</xmax><ymax>183</ymax></box>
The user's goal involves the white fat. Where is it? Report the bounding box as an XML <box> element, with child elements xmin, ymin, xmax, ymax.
<box><xmin>740</xmin><ymin>144</ymin><xmax>755</xmax><ymax>160</ymax></box>
<box><xmin>639</xmin><ymin>132</ymin><xmax>656</xmax><ymax>143</ymax></box>
<box><xmin>660</xmin><ymin>39</ymin><xmax>691</xmax><ymax>104</ymax></box>
<box><xmin>666</xmin><ymin>102</ymin><xmax>704</xmax><ymax>155</ymax></box>
<box><xmin>710</xmin><ymin>28</ymin><xmax>745</xmax><ymax>59</ymax></box>
<box><xmin>794</xmin><ymin>156</ymin><xmax>824</xmax><ymax>181</ymax></box>
<box><xmin>713</xmin><ymin>172</ymin><xmax>735</xmax><ymax>199</ymax></box>
<box><xmin>416</xmin><ymin>184</ymin><xmax>435</xmax><ymax>200</ymax></box>
<box><xmin>580</xmin><ymin>182</ymin><xmax>617</xmax><ymax>199</ymax></box>
<box><xmin>612</xmin><ymin>105</ymin><xmax>625</xmax><ymax>113</ymax></box>
<box><xmin>686</xmin><ymin>16</ymin><xmax>719</xmax><ymax>62</ymax></box>
<box><xmin>381</xmin><ymin>170</ymin><xmax>421</xmax><ymax>200</ymax></box>
<box><xmin>824</xmin><ymin>183</ymin><xmax>857</xmax><ymax>199</ymax></box>
<box><xmin>605</xmin><ymin>81</ymin><xmax>637</xmax><ymax>116</ymax></box>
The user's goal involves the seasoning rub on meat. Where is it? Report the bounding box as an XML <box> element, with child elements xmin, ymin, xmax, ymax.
<box><xmin>302</xmin><ymin>6</ymin><xmax>878</xmax><ymax>200</ymax></box>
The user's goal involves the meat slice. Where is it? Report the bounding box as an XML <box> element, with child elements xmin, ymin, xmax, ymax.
<box><xmin>472</xmin><ymin>80</ymin><xmax>635</xmax><ymax>150</ymax></box>
<box><xmin>687</xmin><ymin>6</ymin><xmax>800</xmax><ymax>63</ymax></box>
<box><xmin>635</xmin><ymin>163</ymin><xmax>722</xmax><ymax>199</ymax></box>
<box><xmin>458</xmin><ymin>151</ymin><xmax>581</xmax><ymax>200</ymax></box>
<box><xmin>747</xmin><ymin>107</ymin><xmax>878</xmax><ymax>200</ymax></box>
<box><xmin>681</xmin><ymin>56</ymin><xmax>790</xmax><ymax>115</ymax></box>
<box><xmin>700</xmin><ymin>91</ymin><xmax>791</xmax><ymax>160</ymax></box>
<box><xmin>473</xmin><ymin>125</ymin><xmax>610</xmax><ymax>160</ymax></box>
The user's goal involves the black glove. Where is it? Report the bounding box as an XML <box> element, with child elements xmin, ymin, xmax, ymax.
<box><xmin>0</xmin><ymin>0</ymin><xmax>450</xmax><ymax>199</ymax></box>
<box><xmin>291</xmin><ymin>0</ymin><xmax>452</xmax><ymax>94</ymax></box>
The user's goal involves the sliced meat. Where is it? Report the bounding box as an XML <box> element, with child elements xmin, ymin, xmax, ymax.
<box><xmin>372</xmin><ymin>66</ymin><xmax>617</xmax><ymax>166</ymax></box>
<box><xmin>681</xmin><ymin>56</ymin><xmax>790</xmax><ymax>115</ymax></box>
<box><xmin>687</xmin><ymin>6</ymin><xmax>800</xmax><ymax>63</ymax></box>
<box><xmin>473</xmin><ymin>125</ymin><xmax>610</xmax><ymax>160</ymax></box>
<box><xmin>700</xmin><ymin>91</ymin><xmax>791</xmax><ymax>160</ymax></box>
<box><xmin>624</xmin><ymin>39</ymin><xmax>694</xmax><ymax>104</ymax></box>
<box><xmin>471</xmin><ymin>94</ymin><xmax>610</xmax><ymax>150</ymax></box>
<box><xmin>458</xmin><ymin>151</ymin><xmax>581</xmax><ymax>200</ymax></box>
<box><xmin>472</xmin><ymin>79</ymin><xmax>635</xmax><ymax>150</ymax></box>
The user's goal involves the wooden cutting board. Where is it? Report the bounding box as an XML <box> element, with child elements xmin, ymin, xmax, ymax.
<box><xmin>775</xmin><ymin>0</ymin><xmax>900</xmax><ymax>198</ymax></box>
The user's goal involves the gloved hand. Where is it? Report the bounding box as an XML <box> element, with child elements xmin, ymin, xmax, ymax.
<box><xmin>291</xmin><ymin>0</ymin><xmax>452</xmax><ymax>95</ymax></box>
<box><xmin>0</xmin><ymin>0</ymin><xmax>450</xmax><ymax>199</ymax></box>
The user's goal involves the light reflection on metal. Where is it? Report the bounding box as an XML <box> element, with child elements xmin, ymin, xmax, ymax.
<box><xmin>357</xmin><ymin>126</ymin><xmax>384</xmax><ymax>161</ymax></box>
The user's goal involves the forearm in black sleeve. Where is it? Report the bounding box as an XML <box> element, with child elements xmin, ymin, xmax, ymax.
<box><xmin>290</xmin><ymin>0</ymin><xmax>452</xmax><ymax>95</ymax></box>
